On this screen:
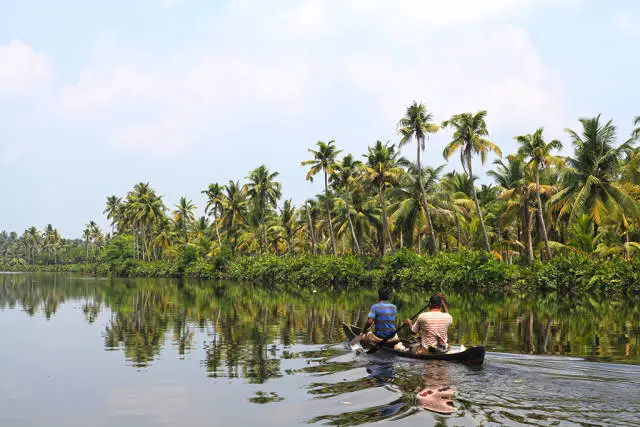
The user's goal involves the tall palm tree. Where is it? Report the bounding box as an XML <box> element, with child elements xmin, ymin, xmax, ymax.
<box><xmin>442</xmin><ymin>111</ymin><xmax>502</xmax><ymax>251</ymax></box>
<box><xmin>398</xmin><ymin>101</ymin><xmax>440</xmax><ymax>253</ymax></box>
<box><xmin>391</xmin><ymin>164</ymin><xmax>445</xmax><ymax>252</ymax></box>
<box><xmin>220</xmin><ymin>181</ymin><xmax>248</xmax><ymax>252</ymax></box>
<box><xmin>516</xmin><ymin>128</ymin><xmax>564</xmax><ymax>259</ymax></box>
<box><xmin>330</xmin><ymin>154</ymin><xmax>363</xmax><ymax>255</ymax></box>
<box><xmin>302</xmin><ymin>140</ymin><xmax>342</xmax><ymax>255</ymax></box>
<box><xmin>488</xmin><ymin>155</ymin><xmax>533</xmax><ymax>261</ymax></box>
<box><xmin>550</xmin><ymin>115</ymin><xmax>638</xmax><ymax>233</ymax></box>
<box><xmin>633</xmin><ymin>116</ymin><xmax>640</xmax><ymax>140</ymax></box>
<box><xmin>104</xmin><ymin>195</ymin><xmax>123</xmax><ymax>235</ymax></box>
<box><xmin>246</xmin><ymin>165</ymin><xmax>282</xmax><ymax>252</ymax></box>
<box><xmin>173</xmin><ymin>197</ymin><xmax>197</xmax><ymax>242</ymax></box>
<box><xmin>202</xmin><ymin>183</ymin><xmax>224</xmax><ymax>248</ymax></box>
<box><xmin>363</xmin><ymin>140</ymin><xmax>408</xmax><ymax>253</ymax></box>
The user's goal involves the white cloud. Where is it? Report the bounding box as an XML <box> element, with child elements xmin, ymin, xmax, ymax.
<box><xmin>54</xmin><ymin>0</ymin><xmax>573</xmax><ymax>153</ymax></box>
<box><xmin>615</xmin><ymin>11</ymin><xmax>640</xmax><ymax>36</ymax></box>
<box><xmin>344</xmin><ymin>26</ymin><xmax>566</xmax><ymax>135</ymax></box>
<box><xmin>0</xmin><ymin>40</ymin><xmax>54</xmax><ymax>93</ymax></box>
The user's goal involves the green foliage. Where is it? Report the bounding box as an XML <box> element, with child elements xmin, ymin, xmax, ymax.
<box><xmin>100</xmin><ymin>234</ymin><xmax>134</xmax><ymax>262</ymax></box>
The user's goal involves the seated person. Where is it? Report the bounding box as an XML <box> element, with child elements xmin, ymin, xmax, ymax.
<box><xmin>406</xmin><ymin>293</ymin><xmax>452</xmax><ymax>354</ymax></box>
<box><xmin>360</xmin><ymin>288</ymin><xmax>398</xmax><ymax>345</ymax></box>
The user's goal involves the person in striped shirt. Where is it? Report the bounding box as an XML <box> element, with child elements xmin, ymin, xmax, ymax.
<box><xmin>360</xmin><ymin>288</ymin><xmax>398</xmax><ymax>345</ymax></box>
<box><xmin>406</xmin><ymin>293</ymin><xmax>452</xmax><ymax>354</ymax></box>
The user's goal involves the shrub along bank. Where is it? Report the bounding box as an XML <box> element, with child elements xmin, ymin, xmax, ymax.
<box><xmin>2</xmin><ymin>248</ymin><xmax>640</xmax><ymax>296</ymax></box>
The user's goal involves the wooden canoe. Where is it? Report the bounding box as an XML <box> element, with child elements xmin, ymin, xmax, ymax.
<box><xmin>343</xmin><ymin>323</ymin><xmax>485</xmax><ymax>365</ymax></box>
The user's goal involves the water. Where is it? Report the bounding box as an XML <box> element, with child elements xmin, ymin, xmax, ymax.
<box><xmin>0</xmin><ymin>273</ymin><xmax>639</xmax><ymax>426</ymax></box>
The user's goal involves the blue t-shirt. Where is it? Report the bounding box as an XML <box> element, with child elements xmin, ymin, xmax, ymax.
<box><xmin>368</xmin><ymin>302</ymin><xmax>397</xmax><ymax>339</ymax></box>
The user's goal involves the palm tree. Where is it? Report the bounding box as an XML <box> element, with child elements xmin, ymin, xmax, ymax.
<box><xmin>516</xmin><ymin>128</ymin><xmax>564</xmax><ymax>259</ymax></box>
<box><xmin>550</xmin><ymin>115</ymin><xmax>638</xmax><ymax>234</ymax></box>
<box><xmin>302</xmin><ymin>140</ymin><xmax>342</xmax><ymax>255</ymax></box>
<box><xmin>246</xmin><ymin>165</ymin><xmax>282</xmax><ymax>252</ymax></box>
<box><xmin>391</xmin><ymin>164</ymin><xmax>445</xmax><ymax>252</ymax></box>
<box><xmin>633</xmin><ymin>116</ymin><xmax>640</xmax><ymax>140</ymax></box>
<box><xmin>202</xmin><ymin>183</ymin><xmax>224</xmax><ymax>248</ymax></box>
<box><xmin>443</xmin><ymin>111</ymin><xmax>502</xmax><ymax>251</ymax></box>
<box><xmin>363</xmin><ymin>140</ymin><xmax>408</xmax><ymax>254</ymax></box>
<box><xmin>104</xmin><ymin>195</ymin><xmax>123</xmax><ymax>235</ymax></box>
<box><xmin>173</xmin><ymin>197</ymin><xmax>196</xmax><ymax>242</ymax></box>
<box><xmin>330</xmin><ymin>154</ymin><xmax>363</xmax><ymax>255</ymax></box>
<box><xmin>278</xmin><ymin>199</ymin><xmax>298</xmax><ymax>253</ymax></box>
<box><xmin>488</xmin><ymin>155</ymin><xmax>533</xmax><ymax>261</ymax></box>
<box><xmin>220</xmin><ymin>181</ymin><xmax>248</xmax><ymax>252</ymax></box>
<box><xmin>398</xmin><ymin>101</ymin><xmax>440</xmax><ymax>253</ymax></box>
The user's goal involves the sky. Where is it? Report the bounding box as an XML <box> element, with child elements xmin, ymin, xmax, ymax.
<box><xmin>1</xmin><ymin>0</ymin><xmax>639</xmax><ymax>238</ymax></box>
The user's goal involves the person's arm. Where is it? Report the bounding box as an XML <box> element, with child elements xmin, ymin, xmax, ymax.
<box><xmin>361</xmin><ymin>317</ymin><xmax>374</xmax><ymax>334</ymax></box>
<box><xmin>437</xmin><ymin>292</ymin><xmax>449</xmax><ymax>313</ymax></box>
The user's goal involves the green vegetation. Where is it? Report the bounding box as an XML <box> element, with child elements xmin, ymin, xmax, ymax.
<box><xmin>2</xmin><ymin>107</ymin><xmax>640</xmax><ymax>293</ymax></box>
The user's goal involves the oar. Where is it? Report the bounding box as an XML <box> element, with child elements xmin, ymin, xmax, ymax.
<box><xmin>366</xmin><ymin>303</ymin><xmax>429</xmax><ymax>354</ymax></box>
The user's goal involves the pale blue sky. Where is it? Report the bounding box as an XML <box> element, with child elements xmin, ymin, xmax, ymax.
<box><xmin>1</xmin><ymin>0</ymin><xmax>638</xmax><ymax>237</ymax></box>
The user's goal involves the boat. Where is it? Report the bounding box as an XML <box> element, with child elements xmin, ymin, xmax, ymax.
<box><xmin>343</xmin><ymin>323</ymin><xmax>485</xmax><ymax>365</ymax></box>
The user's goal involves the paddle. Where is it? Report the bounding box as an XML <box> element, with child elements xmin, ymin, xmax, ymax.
<box><xmin>365</xmin><ymin>302</ymin><xmax>430</xmax><ymax>354</ymax></box>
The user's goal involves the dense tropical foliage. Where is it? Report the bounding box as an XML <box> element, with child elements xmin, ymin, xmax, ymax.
<box><xmin>2</xmin><ymin>106</ymin><xmax>640</xmax><ymax>291</ymax></box>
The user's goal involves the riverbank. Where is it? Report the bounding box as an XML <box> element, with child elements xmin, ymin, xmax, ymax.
<box><xmin>2</xmin><ymin>249</ymin><xmax>639</xmax><ymax>296</ymax></box>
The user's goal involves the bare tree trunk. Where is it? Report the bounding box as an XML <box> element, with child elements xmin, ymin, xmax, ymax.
<box><xmin>346</xmin><ymin>203</ymin><xmax>361</xmax><ymax>256</ymax></box>
<box><xmin>379</xmin><ymin>184</ymin><xmax>393</xmax><ymax>252</ymax></box>
<box><xmin>324</xmin><ymin>171</ymin><xmax>337</xmax><ymax>255</ymax></box>
<box><xmin>468</xmin><ymin>159</ymin><xmax>491</xmax><ymax>252</ymax></box>
<box><xmin>417</xmin><ymin>142</ymin><xmax>438</xmax><ymax>254</ymax></box>
<box><xmin>306</xmin><ymin>202</ymin><xmax>316</xmax><ymax>255</ymax></box>
<box><xmin>535</xmin><ymin>170</ymin><xmax>552</xmax><ymax>260</ymax></box>
<box><xmin>213</xmin><ymin>212</ymin><xmax>222</xmax><ymax>248</ymax></box>
<box><xmin>624</xmin><ymin>226</ymin><xmax>630</xmax><ymax>260</ymax></box>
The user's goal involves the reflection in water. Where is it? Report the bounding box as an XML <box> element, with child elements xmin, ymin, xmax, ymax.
<box><xmin>1</xmin><ymin>273</ymin><xmax>640</xmax><ymax>426</ymax></box>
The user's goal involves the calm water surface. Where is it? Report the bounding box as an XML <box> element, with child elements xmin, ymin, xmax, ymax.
<box><xmin>0</xmin><ymin>273</ymin><xmax>639</xmax><ymax>426</ymax></box>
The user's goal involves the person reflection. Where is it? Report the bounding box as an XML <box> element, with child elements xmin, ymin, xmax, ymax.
<box><xmin>416</xmin><ymin>362</ymin><xmax>456</xmax><ymax>414</ymax></box>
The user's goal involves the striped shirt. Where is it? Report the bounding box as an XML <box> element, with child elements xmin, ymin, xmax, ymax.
<box><xmin>368</xmin><ymin>302</ymin><xmax>397</xmax><ymax>339</ymax></box>
<box><xmin>411</xmin><ymin>311</ymin><xmax>453</xmax><ymax>349</ymax></box>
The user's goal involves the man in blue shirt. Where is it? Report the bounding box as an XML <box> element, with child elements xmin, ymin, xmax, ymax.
<box><xmin>360</xmin><ymin>288</ymin><xmax>398</xmax><ymax>345</ymax></box>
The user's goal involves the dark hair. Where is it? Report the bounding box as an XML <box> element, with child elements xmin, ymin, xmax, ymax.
<box><xmin>429</xmin><ymin>294</ymin><xmax>442</xmax><ymax>308</ymax></box>
<box><xmin>378</xmin><ymin>288</ymin><xmax>391</xmax><ymax>301</ymax></box>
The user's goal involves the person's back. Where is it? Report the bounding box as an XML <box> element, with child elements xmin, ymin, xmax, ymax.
<box><xmin>407</xmin><ymin>294</ymin><xmax>452</xmax><ymax>354</ymax></box>
<box><xmin>359</xmin><ymin>288</ymin><xmax>398</xmax><ymax>344</ymax></box>
<box><xmin>368</xmin><ymin>300</ymin><xmax>397</xmax><ymax>339</ymax></box>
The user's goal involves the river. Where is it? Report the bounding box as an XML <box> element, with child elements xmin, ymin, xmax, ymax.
<box><xmin>0</xmin><ymin>273</ymin><xmax>638</xmax><ymax>426</ymax></box>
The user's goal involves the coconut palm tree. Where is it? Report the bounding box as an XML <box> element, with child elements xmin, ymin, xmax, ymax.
<box><xmin>633</xmin><ymin>116</ymin><xmax>640</xmax><ymax>140</ymax></box>
<box><xmin>104</xmin><ymin>195</ymin><xmax>123</xmax><ymax>235</ymax></box>
<box><xmin>442</xmin><ymin>111</ymin><xmax>502</xmax><ymax>251</ymax></box>
<box><xmin>363</xmin><ymin>140</ymin><xmax>408</xmax><ymax>254</ymax></box>
<box><xmin>516</xmin><ymin>128</ymin><xmax>564</xmax><ymax>259</ymax></box>
<box><xmin>173</xmin><ymin>197</ymin><xmax>196</xmax><ymax>242</ymax></box>
<box><xmin>302</xmin><ymin>140</ymin><xmax>342</xmax><ymax>255</ymax></box>
<box><xmin>397</xmin><ymin>101</ymin><xmax>440</xmax><ymax>253</ymax></box>
<box><xmin>246</xmin><ymin>165</ymin><xmax>282</xmax><ymax>252</ymax></box>
<box><xmin>488</xmin><ymin>155</ymin><xmax>533</xmax><ymax>261</ymax></box>
<box><xmin>550</xmin><ymin>115</ymin><xmax>638</xmax><ymax>234</ymax></box>
<box><xmin>391</xmin><ymin>164</ymin><xmax>445</xmax><ymax>252</ymax></box>
<box><xmin>220</xmin><ymin>181</ymin><xmax>248</xmax><ymax>252</ymax></box>
<box><xmin>330</xmin><ymin>154</ymin><xmax>363</xmax><ymax>255</ymax></box>
<box><xmin>202</xmin><ymin>183</ymin><xmax>224</xmax><ymax>248</ymax></box>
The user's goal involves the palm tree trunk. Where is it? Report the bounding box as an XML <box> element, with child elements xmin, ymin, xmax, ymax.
<box><xmin>324</xmin><ymin>170</ymin><xmax>337</xmax><ymax>255</ymax></box>
<box><xmin>417</xmin><ymin>143</ymin><xmax>438</xmax><ymax>254</ymax></box>
<box><xmin>523</xmin><ymin>195</ymin><xmax>533</xmax><ymax>262</ymax></box>
<box><xmin>213</xmin><ymin>212</ymin><xmax>222</xmax><ymax>248</ymax></box>
<box><xmin>379</xmin><ymin>183</ymin><xmax>393</xmax><ymax>252</ymax></box>
<box><xmin>535</xmin><ymin>170</ymin><xmax>552</xmax><ymax>260</ymax></box>
<box><xmin>455</xmin><ymin>213</ymin><xmax>461</xmax><ymax>252</ymax></box>
<box><xmin>346</xmin><ymin>202</ymin><xmax>361</xmax><ymax>256</ymax></box>
<box><xmin>306</xmin><ymin>202</ymin><xmax>316</xmax><ymax>255</ymax></box>
<box><xmin>467</xmin><ymin>159</ymin><xmax>491</xmax><ymax>252</ymax></box>
<box><xmin>624</xmin><ymin>227</ymin><xmax>630</xmax><ymax>260</ymax></box>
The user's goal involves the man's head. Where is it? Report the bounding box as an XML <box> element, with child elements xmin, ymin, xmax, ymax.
<box><xmin>378</xmin><ymin>288</ymin><xmax>391</xmax><ymax>301</ymax></box>
<box><xmin>429</xmin><ymin>294</ymin><xmax>442</xmax><ymax>309</ymax></box>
